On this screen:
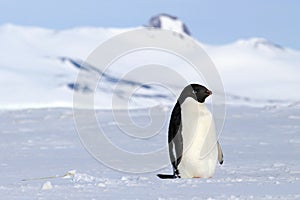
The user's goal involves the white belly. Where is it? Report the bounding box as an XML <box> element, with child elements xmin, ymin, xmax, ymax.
<box><xmin>178</xmin><ymin>97</ymin><xmax>218</xmax><ymax>178</ymax></box>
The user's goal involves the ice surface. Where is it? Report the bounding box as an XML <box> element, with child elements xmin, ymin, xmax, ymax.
<box><xmin>0</xmin><ymin>106</ymin><xmax>299</xmax><ymax>199</ymax></box>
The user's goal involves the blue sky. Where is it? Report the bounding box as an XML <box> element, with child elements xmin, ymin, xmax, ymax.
<box><xmin>1</xmin><ymin>0</ymin><xmax>299</xmax><ymax>49</ymax></box>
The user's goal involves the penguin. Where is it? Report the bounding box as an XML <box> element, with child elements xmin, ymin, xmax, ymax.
<box><xmin>157</xmin><ymin>84</ymin><xmax>223</xmax><ymax>179</ymax></box>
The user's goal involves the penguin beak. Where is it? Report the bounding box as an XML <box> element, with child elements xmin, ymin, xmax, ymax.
<box><xmin>206</xmin><ymin>90</ymin><xmax>212</xmax><ymax>96</ymax></box>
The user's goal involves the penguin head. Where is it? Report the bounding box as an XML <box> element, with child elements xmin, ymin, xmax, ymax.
<box><xmin>178</xmin><ymin>84</ymin><xmax>212</xmax><ymax>104</ymax></box>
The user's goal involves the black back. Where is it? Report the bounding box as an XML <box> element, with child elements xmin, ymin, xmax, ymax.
<box><xmin>168</xmin><ymin>102</ymin><xmax>183</xmax><ymax>177</ymax></box>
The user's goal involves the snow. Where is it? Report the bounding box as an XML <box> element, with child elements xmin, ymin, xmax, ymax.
<box><xmin>0</xmin><ymin>106</ymin><xmax>299</xmax><ymax>199</ymax></box>
<box><xmin>203</xmin><ymin>40</ymin><xmax>300</xmax><ymax>104</ymax></box>
<box><xmin>148</xmin><ymin>13</ymin><xmax>191</xmax><ymax>36</ymax></box>
<box><xmin>0</xmin><ymin>23</ymin><xmax>299</xmax><ymax>109</ymax></box>
<box><xmin>0</xmin><ymin>20</ymin><xmax>299</xmax><ymax>199</ymax></box>
<box><xmin>41</xmin><ymin>181</ymin><xmax>53</xmax><ymax>190</ymax></box>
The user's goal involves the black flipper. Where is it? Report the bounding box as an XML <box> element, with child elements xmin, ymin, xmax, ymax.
<box><xmin>217</xmin><ymin>141</ymin><xmax>224</xmax><ymax>165</ymax></box>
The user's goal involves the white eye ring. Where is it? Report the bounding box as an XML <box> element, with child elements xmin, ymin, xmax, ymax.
<box><xmin>192</xmin><ymin>90</ymin><xmax>197</xmax><ymax>94</ymax></box>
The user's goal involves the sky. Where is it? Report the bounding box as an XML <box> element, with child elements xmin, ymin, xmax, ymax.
<box><xmin>0</xmin><ymin>0</ymin><xmax>299</xmax><ymax>50</ymax></box>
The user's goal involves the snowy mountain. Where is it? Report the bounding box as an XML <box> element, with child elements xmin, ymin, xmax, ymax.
<box><xmin>148</xmin><ymin>13</ymin><xmax>191</xmax><ymax>36</ymax></box>
<box><xmin>0</xmin><ymin>22</ymin><xmax>299</xmax><ymax>109</ymax></box>
<box><xmin>235</xmin><ymin>37</ymin><xmax>284</xmax><ymax>51</ymax></box>
<box><xmin>204</xmin><ymin>38</ymin><xmax>300</xmax><ymax>105</ymax></box>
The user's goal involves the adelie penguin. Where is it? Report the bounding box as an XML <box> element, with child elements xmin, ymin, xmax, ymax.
<box><xmin>157</xmin><ymin>84</ymin><xmax>223</xmax><ymax>179</ymax></box>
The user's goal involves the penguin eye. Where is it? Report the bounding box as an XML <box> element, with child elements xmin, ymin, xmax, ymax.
<box><xmin>192</xmin><ymin>90</ymin><xmax>197</xmax><ymax>94</ymax></box>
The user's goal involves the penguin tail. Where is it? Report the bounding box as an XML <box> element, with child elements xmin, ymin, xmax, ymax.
<box><xmin>157</xmin><ymin>174</ymin><xmax>178</xmax><ymax>179</ymax></box>
<box><xmin>157</xmin><ymin>168</ymin><xmax>180</xmax><ymax>179</ymax></box>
